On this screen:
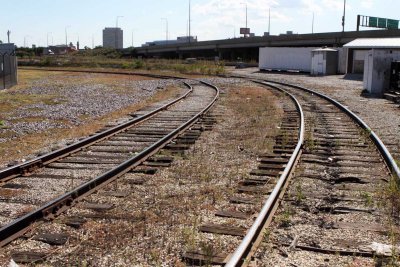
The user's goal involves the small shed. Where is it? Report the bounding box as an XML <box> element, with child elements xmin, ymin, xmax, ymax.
<box><xmin>310</xmin><ymin>48</ymin><xmax>338</xmax><ymax>76</ymax></box>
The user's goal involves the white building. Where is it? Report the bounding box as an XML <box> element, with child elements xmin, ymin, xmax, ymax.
<box><xmin>344</xmin><ymin>38</ymin><xmax>400</xmax><ymax>95</ymax></box>
<box><xmin>259</xmin><ymin>47</ymin><xmax>318</xmax><ymax>72</ymax></box>
<box><xmin>103</xmin><ymin>27</ymin><xmax>123</xmax><ymax>49</ymax></box>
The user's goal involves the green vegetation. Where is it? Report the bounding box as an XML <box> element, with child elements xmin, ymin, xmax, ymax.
<box><xmin>17</xmin><ymin>47</ymin><xmax>226</xmax><ymax>75</ymax></box>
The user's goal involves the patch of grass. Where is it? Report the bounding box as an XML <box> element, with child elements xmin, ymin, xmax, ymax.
<box><xmin>295</xmin><ymin>183</ymin><xmax>305</xmax><ymax>204</ymax></box>
<box><xmin>19</xmin><ymin>56</ymin><xmax>226</xmax><ymax>75</ymax></box>
<box><xmin>360</xmin><ymin>192</ymin><xmax>373</xmax><ymax>207</ymax></box>
<box><xmin>222</xmin><ymin>85</ymin><xmax>282</xmax><ymax>155</ymax></box>
<box><xmin>277</xmin><ymin>207</ymin><xmax>293</xmax><ymax>228</ymax></box>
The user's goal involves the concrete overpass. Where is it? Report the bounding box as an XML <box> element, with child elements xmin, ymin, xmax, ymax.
<box><xmin>135</xmin><ymin>29</ymin><xmax>400</xmax><ymax>61</ymax></box>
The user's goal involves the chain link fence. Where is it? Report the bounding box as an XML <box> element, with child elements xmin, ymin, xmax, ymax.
<box><xmin>0</xmin><ymin>52</ymin><xmax>18</xmax><ymax>90</ymax></box>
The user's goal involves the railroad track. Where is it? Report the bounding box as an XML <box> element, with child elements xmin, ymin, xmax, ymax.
<box><xmin>0</xmin><ymin>77</ymin><xmax>219</xmax><ymax>261</ymax></box>
<box><xmin>223</xmin><ymin>78</ymin><xmax>399</xmax><ymax>266</ymax></box>
<box><xmin>1</xmin><ymin>69</ymin><xmax>398</xmax><ymax>266</ymax></box>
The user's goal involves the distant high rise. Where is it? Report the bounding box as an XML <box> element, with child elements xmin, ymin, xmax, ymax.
<box><xmin>102</xmin><ymin>27</ymin><xmax>123</xmax><ymax>49</ymax></box>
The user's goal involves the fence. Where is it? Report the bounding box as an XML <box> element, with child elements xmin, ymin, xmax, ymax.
<box><xmin>0</xmin><ymin>52</ymin><xmax>17</xmax><ymax>90</ymax></box>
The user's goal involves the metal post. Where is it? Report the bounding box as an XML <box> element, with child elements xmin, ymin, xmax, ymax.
<box><xmin>357</xmin><ymin>15</ymin><xmax>360</xmax><ymax>31</ymax></box>
<box><xmin>312</xmin><ymin>12</ymin><xmax>314</xmax><ymax>34</ymax></box>
<box><xmin>161</xmin><ymin>18</ymin><xmax>168</xmax><ymax>44</ymax></box>
<box><xmin>268</xmin><ymin>8</ymin><xmax>271</xmax><ymax>34</ymax></box>
<box><xmin>241</xmin><ymin>2</ymin><xmax>248</xmax><ymax>37</ymax></box>
<box><xmin>2</xmin><ymin>54</ymin><xmax>5</xmax><ymax>90</ymax></box>
<box><xmin>116</xmin><ymin>16</ymin><xmax>123</xmax><ymax>49</ymax></box>
<box><xmin>7</xmin><ymin>30</ymin><xmax>10</xmax><ymax>43</ymax></box>
<box><xmin>246</xmin><ymin>4</ymin><xmax>248</xmax><ymax>30</ymax></box>
<box><xmin>342</xmin><ymin>0</ymin><xmax>346</xmax><ymax>32</ymax></box>
<box><xmin>65</xmin><ymin>26</ymin><xmax>70</xmax><ymax>46</ymax></box>
<box><xmin>189</xmin><ymin>0</ymin><xmax>191</xmax><ymax>43</ymax></box>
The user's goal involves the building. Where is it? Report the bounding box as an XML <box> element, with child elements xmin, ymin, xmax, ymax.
<box><xmin>259</xmin><ymin>47</ymin><xmax>318</xmax><ymax>72</ymax></box>
<box><xmin>103</xmin><ymin>27</ymin><xmax>123</xmax><ymax>49</ymax></box>
<box><xmin>0</xmin><ymin>43</ymin><xmax>17</xmax><ymax>89</ymax></box>
<box><xmin>43</xmin><ymin>43</ymin><xmax>77</xmax><ymax>55</ymax></box>
<box><xmin>142</xmin><ymin>36</ymin><xmax>197</xmax><ymax>47</ymax></box>
<box><xmin>310</xmin><ymin>48</ymin><xmax>338</xmax><ymax>76</ymax></box>
<box><xmin>344</xmin><ymin>38</ymin><xmax>400</xmax><ymax>95</ymax></box>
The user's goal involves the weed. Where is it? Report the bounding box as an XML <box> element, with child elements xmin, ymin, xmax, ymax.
<box><xmin>182</xmin><ymin>225</ymin><xmax>198</xmax><ymax>252</ymax></box>
<box><xmin>295</xmin><ymin>183</ymin><xmax>305</xmax><ymax>204</ymax></box>
<box><xmin>277</xmin><ymin>207</ymin><xmax>293</xmax><ymax>228</ymax></box>
<box><xmin>360</xmin><ymin>192</ymin><xmax>373</xmax><ymax>207</ymax></box>
<box><xmin>199</xmin><ymin>240</ymin><xmax>215</xmax><ymax>266</ymax></box>
<box><xmin>262</xmin><ymin>228</ymin><xmax>271</xmax><ymax>242</ymax></box>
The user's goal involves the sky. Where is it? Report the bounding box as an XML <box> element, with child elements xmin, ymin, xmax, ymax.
<box><xmin>0</xmin><ymin>0</ymin><xmax>399</xmax><ymax>48</ymax></box>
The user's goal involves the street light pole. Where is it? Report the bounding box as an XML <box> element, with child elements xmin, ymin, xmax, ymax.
<box><xmin>312</xmin><ymin>12</ymin><xmax>315</xmax><ymax>34</ymax></box>
<box><xmin>268</xmin><ymin>8</ymin><xmax>271</xmax><ymax>34</ymax></box>
<box><xmin>241</xmin><ymin>2</ymin><xmax>248</xmax><ymax>37</ymax></box>
<box><xmin>161</xmin><ymin>18</ymin><xmax>168</xmax><ymax>44</ymax></box>
<box><xmin>65</xmin><ymin>25</ymin><xmax>71</xmax><ymax>46</ymax></box>
<box><xmin>116</xmin><ymin>16</ymin><xmax>123</xmax><ymax>49</ymax></box>
<box><xmin>189</xmin><ymin>0</ymin><xmax>191</xmax><ymax>43</ymax></box>
<box><xmin>47</xmin><ymin>32</ymin><xmax>52</xmax><ymax>47</ymax></box>
<box><xmin>342</xmin><ymin>0</ymin><xmax>346</xmax><ymax>32</ymax></box>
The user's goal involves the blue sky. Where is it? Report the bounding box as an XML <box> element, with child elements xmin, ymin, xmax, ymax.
<box><xmin>0</xmin><ymin>0</ymin><xmax>399</xmax><ymax>48</ymax></box>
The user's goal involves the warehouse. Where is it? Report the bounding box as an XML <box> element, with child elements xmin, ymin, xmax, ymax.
<box><xmin>259</xmin><ymin>46</ymin><xmax>346</xmax><ymax>74</ymax></box>
<box><xmin>344</xmin><ymin>38</ymin><xmax>400</xmax><ymax>95</ymax></box>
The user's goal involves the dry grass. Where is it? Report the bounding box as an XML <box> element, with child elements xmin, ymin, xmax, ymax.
<box><xmin>223</xmin><ymin>85</ymin><xmax>283</xmax><ymax>155</ymax></box>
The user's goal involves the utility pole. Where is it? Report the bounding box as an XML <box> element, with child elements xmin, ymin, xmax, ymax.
<box><xmin>268</xmin><ymin>8</ymin><xmax>271</xmax><ymax>34</ymax></box>
<box><xmin>189</xmin><ymin>0</ymin><xmax>191</xmax><ymax>43</ymax></box>
<box><xmin>47</xmin><ymin>32</ymin><xmax>51</xmax><ymax>47</ymax></box>
<box><xmin>241</xmin><ymin>2</ymin><xmax>248</xmax><ymax>37</ymax></box>
<box><xmin>312</xmin><ymin>12</ymin><xmax>315</xmax><ymax>34</ymax></box>
<box><xmin>342</xmin><ymin>0</ymin><xmax>346</xmax><ymax>32</ymax></box>
<box><xmin>161</xmin><ymin>18</ymin><xmax>168</xmax><ymax>44</ymax></box>
<box><xmin>65</xmin><ymin>25</ymin><xmax>70</xmax><ymax>46</ymax></box>
<box><xmin>116</xmin><ymin>16</ymin><xmax>123</xmax><ymax>49</ymax></box>
<box><xmin>7</xmin><ymin>30</ymin><xmax>10</xmax><ymax>43</ymax></box>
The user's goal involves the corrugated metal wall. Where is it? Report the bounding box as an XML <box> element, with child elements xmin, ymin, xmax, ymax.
<box><xmin>0</xmin><ymin>52</ymin><xmax>18</xmax><ymax>90</ymax></box>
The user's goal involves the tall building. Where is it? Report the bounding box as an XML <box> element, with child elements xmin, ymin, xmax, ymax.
<box><xmin>102</xmin><ymin>27</ymin><xmax>123</xmax><ymax>49</ymax></box>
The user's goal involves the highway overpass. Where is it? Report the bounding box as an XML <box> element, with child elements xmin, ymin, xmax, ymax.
<box><xmin>135</xmin><ymin>29</ymin><xmax>400</xmax><ymax>61</ymax></box>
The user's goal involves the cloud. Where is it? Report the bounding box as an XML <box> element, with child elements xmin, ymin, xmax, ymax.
<box><xmin>360</xmin><ymin>0</ymin><xmax>374</xmax><ymax>8</ymax></box>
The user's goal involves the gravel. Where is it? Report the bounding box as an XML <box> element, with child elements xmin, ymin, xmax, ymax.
<box><xmin>1</xmin><ymin>74</ymin><xmax>180</xmax><ymax>141</ymax></box>
<box><xmin>231</xmin><ymin>67</ymin><xmax>400</xmax><ymax>161</ymax></box>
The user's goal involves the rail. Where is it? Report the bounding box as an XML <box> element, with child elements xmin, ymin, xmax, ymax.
<box><xmin>0</xmin><ymin>81</ymin><xmax>191</xmax><ymax>183</ymax></box>
<box><xmin>0</xmin><ymin>80</ymin><xmax>219</xmax><ymax>247</ymax></box>
<box><xmin>226</xmin><ymin>81</ymin><xmax>305</xmax><ymax>266</ymax></box>
<box><xmin>262</xmin><ymin>79</ymin><xmax>400</xmax><ymax>181</ymax></box>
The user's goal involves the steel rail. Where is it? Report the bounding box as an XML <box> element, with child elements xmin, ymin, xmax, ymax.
<box><xmin>262</xmin><ymin>79</ymin><xmax>400</xmax><ymax>181</ymax></box>
<box><xmin>0</xmin><ymin>80</ymin><xmax>219</xmax><ymax>247</ymax></box>
<box><xmin>226</xmin><ymin>81</ymin><xmax>305</xmax><ymax>266</ymax></box>
<box><xmin>0</xmin><ymin>81</ymin><xmax>192</xmax><ymax>183</ymax></box>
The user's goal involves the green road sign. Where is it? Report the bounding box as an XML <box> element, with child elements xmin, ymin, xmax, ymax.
<box><xmin>378</xmin><ymin>18</ymin><xmax>387</xmax><ymax>28</ymax></box>
<box><xmin>369</xmin><ymin>16</ymin><xmax>378</xmax><ymax>27</ymax></box>
<box><xmin>387</xmin><ymin>19</ymin><xmax>399</xmax><ymax>29</ymax></box>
